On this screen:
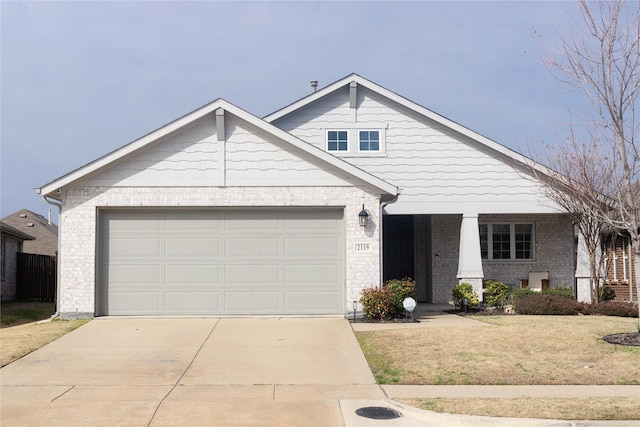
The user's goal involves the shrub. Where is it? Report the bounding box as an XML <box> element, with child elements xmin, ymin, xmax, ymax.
<box><xmin>360</xmin><ymin>278</ymin><xmax>416</xmax><ymax>320</ymax></box>
<box><xmin>360</xmin><ymin>286</ymin><xmax>396</xmax><ymax>320</ymax></box>
<box><xmin>452</xmin><ymin>282</ymin><xmax>479</xmax><ymax>309</ymax></box>
<box><xmin>484</xmin><ymin>280</ymin><xmax>509</xmax><ymax>307</ymax></box>
<box><xmin>588</xmin><ymin>301</ymin><xmax>638</xmax><ymax>318</ymax></box>
<box><xmin>599</xmin><ymin>286</ymin><xmax>616</xmax><ymax>302</ymax></box>
<box><xmin>543</xmin><ymin>287</ymin><xmax>574</xmax><ymax>299</ymax></box>
<box><xmin>510</xmin><ymin>288</ymin><xmax>537</xmax><ymax>302</ymax></box>
<box><xmin>514</xmin><ymin>294</ymin><xmax>587</xmax><ymax>315</ymax></box>
<box><xmin>385</xmin><ymin>277</ymin><xmax>416</xmax><ymax>313</ymax></box>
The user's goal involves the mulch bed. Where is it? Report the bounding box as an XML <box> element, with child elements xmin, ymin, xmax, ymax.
<box><xmin>603</xmin><ymin>332</ymin><xmax>640</xmax><ymax>346</ymax></box>
<box><xmin>350</xmin><ymin>316</ymin><xmax>419</xmax><ymax>324</ymax></box>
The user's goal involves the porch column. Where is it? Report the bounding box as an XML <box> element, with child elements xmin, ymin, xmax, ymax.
<box><xmin>575</xmin><ymin>231</ymin><xmax>597</xmax><ymax>303</ymax></box>
<box><xmin>457</xmin><ymin>213</ymin><xmax>484</xmax><ymax>301</ymax></box>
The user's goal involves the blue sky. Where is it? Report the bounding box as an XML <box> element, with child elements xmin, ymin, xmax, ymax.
<box><xmin>1</xmin><ymin>1</ymin><xmax>585</xmax><ymax>222</ymax></box>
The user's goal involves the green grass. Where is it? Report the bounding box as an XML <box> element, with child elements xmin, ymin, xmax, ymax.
<box><xmin>1</xmin><ymin>302</ymin><xmax>55</xmax><ymax>327</ymax></box>
<box><xmin>356</xmin><ymin>333</ymin><xmax>403</xmax><ymax>383</ymax></box>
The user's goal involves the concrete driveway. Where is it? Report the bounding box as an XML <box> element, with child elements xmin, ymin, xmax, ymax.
<box><xmin>1</xmin><ymin>318</ymin><xmax>384</xmax><ymax>426</ymax></box>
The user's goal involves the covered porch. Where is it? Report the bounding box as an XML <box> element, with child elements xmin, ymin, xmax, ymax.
<box><xmin>382</xmin><ymin>213</ymin><xmax>576</xmax><ymax>304</ymax></box>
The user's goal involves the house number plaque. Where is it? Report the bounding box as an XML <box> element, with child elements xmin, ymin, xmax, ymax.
<box><xmin>355</xmin><ymin>243</ymin><xmax>371</xmax><ymax>252</ymax></box>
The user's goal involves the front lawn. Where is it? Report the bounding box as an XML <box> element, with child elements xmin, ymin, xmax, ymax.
<box><xmin>355</xmin><ymin>315</ymin><xmax>640</xmax><ymax>385</ymax></box>
<box><xmin>1</xmin><ymin>301</ymin><xmax>88</xmax><ymax>367</ymax></box>
<box><xmin>356</xmin><ymin>315</ymin><xmax>640</xmax><ymax>420</ymax></box>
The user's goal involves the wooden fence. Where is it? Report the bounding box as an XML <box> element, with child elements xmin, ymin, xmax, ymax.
<box><xmin>16</xmin><ymin>253</ymin><xmax>56</xmax><ymax>302</ymax></box>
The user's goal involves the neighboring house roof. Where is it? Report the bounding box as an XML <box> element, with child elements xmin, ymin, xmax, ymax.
<box><xmin>1</xmin><ymin>209</ymin><xmax>58</xmax><ymax>256</ymax></box>
<box><xmin>265</xmin><ymin>73</ymin><xmax>552</xmax><ymax>176</ymax></box>
<box><xmin>0</xmin><ymin>221</ymin><xmax>34</xmax><ymax>241</ymax></box>
<box><xmin>36</xmin><ymin>99</ymin><xmax>397</xmax><ymax>198</ymax></box>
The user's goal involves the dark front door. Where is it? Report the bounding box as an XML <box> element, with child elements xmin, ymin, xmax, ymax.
<box><xmin>383</xmin><ymin>215</ymin><xmax>415</xmax><ymax>281</ymax></box>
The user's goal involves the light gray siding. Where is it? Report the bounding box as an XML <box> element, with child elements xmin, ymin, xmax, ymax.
<box><xmin>86</xmin><ymin>113</ymin><xmax>358</xmax><ymax>189</ymax></box>
<box><xmin>272</xmin><ymin>86</ymin><xmax>556</xmax><ymax>215</ymax></box>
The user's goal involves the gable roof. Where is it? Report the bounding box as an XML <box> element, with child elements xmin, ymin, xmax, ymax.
<box><xmin>264</xmin><ymin>73</ymin><xmax>552</xmax><ymax>176</ymax></box>
<box><xmin>0</xmin><ymin>221</ymin><xmax>35</xmax><ymax>241</ymax></box>
<box><xmin>36</xmin><ymin>99</ymin><xmax>397</xmax><ymax>198</ymax></box>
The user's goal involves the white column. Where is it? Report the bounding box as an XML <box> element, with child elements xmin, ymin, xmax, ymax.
<box><xmin>457</xmin><ymin>213</ymin><xmax>484</xmax><ymax>300</ymax></box>
<box><xmin>575</xmin><ymin>231</ymin><xmax>597</xmax><ymax>303</ymax></box>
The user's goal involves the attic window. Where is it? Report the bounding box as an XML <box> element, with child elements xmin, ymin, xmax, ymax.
<box><xmin>359</xmin><ymin>131</ymin><xmax>380</xmax><ymax>151</ymax></box>
<box><xmin>327</xmin><ymin>130</ymin><xmax>348</xmax><ymax>151</ymax></box>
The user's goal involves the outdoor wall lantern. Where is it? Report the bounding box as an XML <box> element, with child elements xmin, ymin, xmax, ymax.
<box><xmin>358</xmin><ymin>204</ymin><xmax>369</xmax><ymax>227</ymax></box>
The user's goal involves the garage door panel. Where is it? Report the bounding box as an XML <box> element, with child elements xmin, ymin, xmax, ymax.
<box><xmin>224</xmin><ymin>237</ymin><xmax>280</xmax><ymax>257</ymax></box>
<box><xmin>284</xmin><ymin>291</ymin><xmax>341</xmax><ymax>312</ymax></box>
<box><xmin>165</xmin><ymin>237</ymin><xmax>220</xmax><ymax>257</ymax></box>
<box><xmin>109</xmin><ymin>264</ymin><xmax>161</xmax><ymax>285</ymax></box>
<box><xmin>106</xmin><ymin>213</ymin><xmax>163</xmax><ymax>233</ymax></box>
<box><xmin>110</xmin><ymin>238</ymin><xmax>162</xmax><ymax>257</ymax></box>
<box><xmin>224</xmin><ymin>212</ymin><xmax>281</xmax><ymax>230</ymax></box>
<box><xmin>224</xmin><ymin>264</ymin><xmax>280</xmax><ymax>284</ymax></box>
<box><xmin>100</xmin><ymin>209</ymin><xmax>344</xmax><ymax>315</ymax></box>
<box><xmin>109</xmin><ymin>292</ymin><xmax>163</xmax><ymax>314</ymax></box>
<box><xmin>284</xmin><ymin>237</ymin><xmax>341</xmax><ymax>257</ymax></box>
<box><xmin>164</xmin><ymin>292</ymin><xmax>221</xmax><ymax>312</ymax></box>
<box><xmin>284</xmin><ymin>211</ymin><xmax>342</xmax><ymax>231</ymax></box>
<box><xmin>164</xmin><ymin>264</ymin><xmax>221</xmax><ymax>284</ymax></box>
<box><xmin>284</xmin><ymin>264</ymin><xmax>341</xmax><ymax>284</ymax></box>
<box><xmin>224</xmin><ymin>291</ymin><xmax>280</xmax><ymax>312</ymax></box>
<box><xmin>164</xmin><ymin>211</ymin><xmax>223</xmax><ymax>231</ymax></box>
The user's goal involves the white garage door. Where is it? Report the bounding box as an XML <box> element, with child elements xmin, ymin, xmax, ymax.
<box><xmin>98</xmin><ymin>209</ymin><xmax>344</xmax><ymax>315</ymax></box>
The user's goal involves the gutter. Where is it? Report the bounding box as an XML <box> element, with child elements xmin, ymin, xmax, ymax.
<box><xmin>379</xmin><ymin>195</ymin><xmax>399</xmax><ymax>287</ymax></box>
<box><xmin>37</xmin><ymin>195</ymin><xmax>62</xmax><ymax>323</ymax></box>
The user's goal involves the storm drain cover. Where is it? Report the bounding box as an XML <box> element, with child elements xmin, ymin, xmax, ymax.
<box><xmin>355</xmin><ymin>406</ymin><xmax>402</xmax><ymax>420</ymax></box>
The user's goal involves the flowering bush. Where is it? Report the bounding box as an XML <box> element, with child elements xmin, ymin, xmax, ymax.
<box><xmin>360</xmin><ymin>278</ymin><xmax>416</xmax><ymax>320</ymax></box>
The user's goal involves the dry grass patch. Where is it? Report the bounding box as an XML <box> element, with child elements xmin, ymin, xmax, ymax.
<box><xmin>398</xmin><ymin>397</ymin><xmax>640</xmax><ymax>420</ymax></box>
<box><xmin>1</xmin><ymin>320</ymin><xmax>88</xmax><ymax>367</ymax></box>
<box><xmin>1</xmin><ymin>302</ymin><xmax>88</xmax><ymax>367</ymax></box>
<box><xmin>355</xmin><ymin>315</ymin><xmax>640</xmax><ymax>385</ymax></box>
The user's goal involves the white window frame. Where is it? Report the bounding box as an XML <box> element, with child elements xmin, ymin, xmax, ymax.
<box><xmin>357</xmin><ymin>130</ymin><xmax>381</xmax><ymax>153</ymax></box>
<box><xmin>479</xmin><ymin>223</ymin><xmax>535</xmax><ymax>261</ymax></box>
<box><xmin>324</xmin><ymin>126</ymin><xmax>386</xmax><ymax>156</ymax></box>
<box><xmin>623</xmin><ymin>238</ymin><xmax>630</xmax><ymax>281</ymax></box>
<box><xmin>326</xmin><ymin>130</ymin><xmax>349</xmax><ymax>152</ymax></box>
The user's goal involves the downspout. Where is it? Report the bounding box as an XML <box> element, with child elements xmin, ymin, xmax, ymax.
<box><xmin>379</xmin><ymin>195</ymin><xmax>399</xmax><ymax>287</ymax></box>
<box><xmin>38</xmin><ymin>196</ymin><xmax>62</xmax><ymax>322</ymax></box>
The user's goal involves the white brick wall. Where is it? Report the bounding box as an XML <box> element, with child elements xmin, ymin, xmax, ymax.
<box><xmin>58</xmin><ymin>185</ymin><xmax>381</xmax><ymax>317</ymax></box>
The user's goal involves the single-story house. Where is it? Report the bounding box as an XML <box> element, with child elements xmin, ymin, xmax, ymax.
<box><xmin>2</xmin><ymin>209</ymin><xmax>58</xmax><ymax>257</ymax></box>
<box><xmin>36</xmin><ymin>74</ymin><xmax>584</xmax><ymax>319</ymax></box>
<box><xmin>1</xmin><ymin>222</ymin><xmax>34</xmax><ymax>301</ymax></box>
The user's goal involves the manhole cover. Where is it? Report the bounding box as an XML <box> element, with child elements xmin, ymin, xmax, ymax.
<box><xmin>355</xmin><ymin>406</ymin><xmax>402</xmax><ymax>420</ymax></box>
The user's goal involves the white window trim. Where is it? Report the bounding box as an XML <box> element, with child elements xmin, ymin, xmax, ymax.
<box><xmin>324</xmin><ymin>126</ymin><xmax>386</xmax><ymax>157</ymax></box>
<box><xmin>480</xmin><ymin>222</ymin><xmax>535</xmax><ymax>261</ymax></box>
<box><xmin>623</xmin><ymin>238</ymin><xmax>629</xmax><ymax>281</ymax></box>
<box><xmin>357</xmin><ymin>130</ymin><xmax>382</xmax><ymax>153</ymax></box>
<box><xmin>326</xmin><ymin>129</ymin><xmax>349</xmax><ymax>152</ymax></box>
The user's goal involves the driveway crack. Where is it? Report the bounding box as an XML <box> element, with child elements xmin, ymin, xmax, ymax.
<box><xmin>146</xmin><ymin>318</ymin><xmax>220</xmax><ymax>427</ymax></box>
<box><xmin>51</xmin><ymin>385</ymin><xmax>75</xmax><ymax>402</ymax></box>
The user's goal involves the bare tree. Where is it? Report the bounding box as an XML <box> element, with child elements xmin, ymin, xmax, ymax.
<box><xmin>531</xmin><ymin>131</ymin><xmax>615</xmax><ymax>303</ymax></box>
<box><xmin>539</xmin><ymin>0</ymin><xmax>640</xmax><ymax>315</ymax></box>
